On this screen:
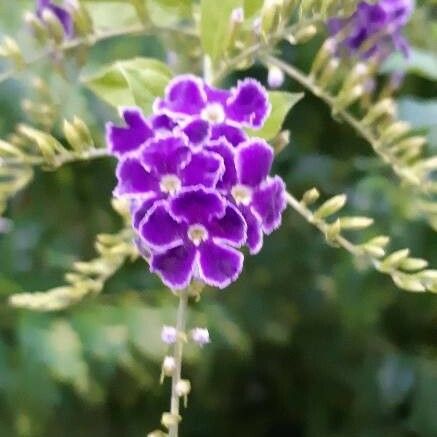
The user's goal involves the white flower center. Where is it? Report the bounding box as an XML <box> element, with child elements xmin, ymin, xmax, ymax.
<box><xmin>187</xmin><ymin>224</ymin><xmax>208</xmax><ymax>246</ymax></box>
<box><xmin>201</xmin><ymin>103</ymin><xmax>225</xmax><ymax>124</ymax></box>
<box><xmin>231</xmin><ymin>184</ymin><xmax>252</xmax><ymax>205</ymax></box>
<box><xmin>160</xmin><ymin>174</ymin><xmax>181</xmax><ymax>195</ymax></box>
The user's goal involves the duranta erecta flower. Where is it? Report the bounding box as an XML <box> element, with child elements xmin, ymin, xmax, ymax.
<box><xmin>36</xmin><ymin>0</ymin><xmax>74</xmax><ymax>38</ymax></box>
<box><xmin>106</xmin><ymin>76</ymin><xmax>287</xmax><ymax>290</ymax></box>
<box><xmin>328</xmin><ymin>0</ymin><xmax>413</xmax><ymax>60</ymax></box>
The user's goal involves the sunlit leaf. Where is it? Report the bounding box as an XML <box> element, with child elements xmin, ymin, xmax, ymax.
<box><xmin>83</xmin><ymin>57</ymin><xmax>172</xmax><ymax>112</ymax></box>
<box><xmin>247</xmin><ymin>91</ymin><xmax>304</xmax><ymax>140</ymax></box>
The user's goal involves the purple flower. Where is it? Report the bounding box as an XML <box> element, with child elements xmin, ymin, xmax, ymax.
<box><xmin>190</xmin><ymin>328</ymin><xmax>210</xmax><ymax>347</ymax></box>
<box><xmin>36</xmin><ymin>0</ymin><xmax>74</xmax><ymax>38</ymax></box>
<box><xmin>155</xmin><ymin>75</ymin><xmax>271</xmax><ymax>145</ymax></box>
<box><xmin>327</xmin><ymin>0</ymin><xmax>413</xmax><ymax>60</ymax></box>
<box><xmin>207</xmin><ymin>138</ymin><xmax>287</xmax><ymax>254</ymax></box>
<box><xmin>106</xmin><ymin>76</ymin><xmax>287</xmax><ymax>291</ymax></box>
<box><xmin>139</xmin><ymin>187</ymin><xmax>246</xmax><ymax>289</ymax></box>
<box><xmin>161</xmin><ymin>326</ymin><xmax>178</xmax><ymax>344</ymax></box>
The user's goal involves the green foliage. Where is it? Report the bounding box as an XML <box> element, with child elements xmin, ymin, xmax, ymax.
<box><xmin>247</xmin><ymin>91</ymin><xmax>304</xmax><ymax>140</ymax></box>
<box><xmin>200</xmin><ymin>0</ymin><xmax>243</xmax><ymax>62</ymax></box>
<box><xmin>0</xmin><ymin>1</ymin><xmax>436</xmax><ymax>436</ymax></box>
<box><xmin>83</xmin><ymin>57</ymin><xmax>172</xmax><ymax>112</ymax></box>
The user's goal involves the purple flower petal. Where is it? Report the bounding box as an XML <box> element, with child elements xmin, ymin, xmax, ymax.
<box><xmin>226</xmin><ymin>79</ymin><xmax>271</xmax><ymax>129</ymax></box>
<box><xmin>151</xmin><ymin>114</ymin><xmax>177</xmax><ymax>132</ymax></box>
<box><xmin>328</xmin><ymin>0</ymin><xmax>413</xmax><ymax>60</ymax></box>
<box><xmin>131</xmin><ymin>194</ymin><xmax>162</xmax><ymax>230</ymax></box>
<box><xmin>210</xmin><ymin>123</ymin><xmax>247</xmax><ymax>146</ymax></box>
<box><xmin>241</xmin><ymin>206</ymin><xmax>263</xmax><ymax>255</ymax></box>
<box><xmin>134</xmin><ymin>236</ymin><xmax>151</xmax><ymax>261</ymax></box>
<box><xmin>206</xmin><ymin>139</ymin><xmax>238</xmax><ymax>190</ymax></box>
<box><xmin>106</xmin><ymin>108</ymin><xmax>153</xmax><ymax>157</ymax></box>
<box><xmin>252</xmin><ymin>176</ymin><xmax>286</xmax><ymax>234</ymax></box>
<box><xmin>198</xmin><ymin>241</ymin><xmax>243</xmax><ymax>289</ymax></box>
<box><xmin>114</xmin><ymin>158</ymin><xmax>159</xmax><ymax>197</ymax></box>
<box><xmin>180</xmin><ymin>150</ymin><xmax>224</xmax><ymax>189</ymax></box>
<box><xmin>139</xmin><ymin>200</ymin><xmax>185</xmax><ymax>251</ymax></box>
<box><xmin>182</xmin><ymin>119</ymin><xmax>211</xmax><ymax>146</ymax></box>
<box><xmin>157</xmin><ymin>75</ymin><xmax>207</xmax><ymax>116</ymax></box>
<box><xmin>170</xmin><ymin>187</ymin><xmax>225</xmax><ymax>224</ymax></box>
<box><xmin>204</xmin><ymin>84</ymin><xmax>231</xmax><ymax>106</ymax></box>
<box><xmin>236</xmin><ymin>139</ymin><xmax>274</xmax><ymax>187</ymax></box>
<box><xmin>141</xmin><ymin>136</ymin><xmax>190</xmax><ymax>175</ymax></box>
<box><xmin>151</xmin><ymin>245</ymin><xmax>197</xmax><ymax>290</ymax></box>
<box><xmin>209</xmin><ymin>203</ymin><xmax>247</xmax><ymax>247</ymax></box>
<box><xmin>36</xmin><ymin>1</ymin><xmax>74</xmax><ymax>37</ymax></box>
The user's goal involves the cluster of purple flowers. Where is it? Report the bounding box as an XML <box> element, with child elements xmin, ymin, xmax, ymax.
<box><xmin>328</xmin><ymin>0</ymin><xmax>413</xmax><ymax>60</ymax></box>
<box><xmin>36</xmin><ymin>0</ymin><xmax>74</xmax><ymax>38</ymax></box>
<box><xmin>107</xmin><ymin>76</ymin><xmax>287</xmax><ymax>290</ymax></box>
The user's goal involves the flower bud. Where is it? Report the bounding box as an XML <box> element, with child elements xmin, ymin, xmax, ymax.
<box><xmin>261</xmin><ymin>0</ymin><xmax>283</xmax><ymax>34</ymax></box>
<box><xmin>231</xmin><ymin>7</ymin><xmax>244</xmax><ymax>24</ymax></box>
<box><xmin>311</xmin><ymin>38</ymin><xmax>337</xmax><ymax>77</ymax></box>
<box><xmin>226</xmin><ymin>7</ymin><xmax>245</xmax><ymax>50</ymax></box>
<box><xmin>361</xmin><ymin>98</ymin><xmax>396</xmax><ymax>126</ymax></box>
<box><xmin>380</xmin><ymin>249</ymin><xmax>410</xmax><ymax>271</ymax></box>
<box><xmin>301</xmin><ymin>188</ymin><xmax>320</xmax><ymax>206</ymax></box>
<box><xmin>273</xmin><ymin>130</ymin><xmax>290</xmax><ymax>154</ymax></box>
<box><xmin>267</xmin><ymin>65</ymin><xmax>285</xmax><ymax>88</ymax></box>
<box><xmin>24</xmin><ymin>12</ymin><xmax>49</xmax><ymax>45</ymax></box>
<box><xmin>339</xmin><ymin>216</ymin><xmax>374</xmax><ymax>230</ymax></box>
<box><xmin>190</xmin><ymin>327</ymin><xmax>210</xmax><ymax>347</ymax></box>
<box><xmin>313</xmin><ymin>194</ymin><xmax>347</xmax><ymax>220</ymax></box>
<box><xmin>161</xmin><ymin>412</ymin><xmax>181</xmax><ymax>429</ymax></box>
<box><xmin>379</xmin><ymin>121</ymin><xmax>410</xmax><ymax>145</ymax></box>
<box><xmin>68</xmin><ymin>0</ymin><xmax>94</xmax><ymax>36</ymax></box>
<box><xmin>42</xmin><ymin>8</ymin><xmax>66</xmax><ymax>44</ymax></box>
<box><xmin>161</xmin><ymin>326</ymin><xmax>178</xmax><ymax>345</ymax></box>
<box><xmin>175</xmin><ymin>379</ymin><xmax>191</xmax><ymax>397</ymax></box>
<box><xmin>294</xmin><ymin>24</ymin><xmax>317</xmax><ymax>43</ymax></box>
<box><xmin>316</xmin><ymin>58</ymin><xmax>340</xmax><ymax>89</ymax></box>
<box><xmin>162</xmin><ymin>356</ymin><xmax>176</xmax><ymax>375</ymax></box>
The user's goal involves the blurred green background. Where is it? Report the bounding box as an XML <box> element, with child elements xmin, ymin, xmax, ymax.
<box><xmin>1</xmin><ymin>1</ymin><xmax>437</xmax><ymax>436</ymax></box>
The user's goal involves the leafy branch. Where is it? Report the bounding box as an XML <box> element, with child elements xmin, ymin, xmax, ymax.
<box><xmin>0</xmin><ymin>13</ymin><xmax>195</xmax><ymax>88</ymax></box>
<box><xmin>264</xmin><ymin>54</ymin><xmax>437</xmax><ymax>229</ymax></box>
<box><xmin>9</xmin><ymin>200</ymin><xmax>137</xmax><ymax>311</ymax></box>
<box><xmin>286</xmin><ymin>188</ymin><xmax>437</xmax><ymax>293</ymax></box>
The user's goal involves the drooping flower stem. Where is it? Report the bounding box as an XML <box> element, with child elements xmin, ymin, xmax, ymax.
<box><xmin>169</xmin><ymin>291</ymin><xmax>189</xmax><ymax>437</ymax></box>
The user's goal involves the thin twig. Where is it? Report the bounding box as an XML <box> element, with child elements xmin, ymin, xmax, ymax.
<box><xmin>285</xmin><ymin>191</ymin><xmax>361</xmax><ymax>255</ymax></box>
<box><xmin>264</xmin><ymin>54</ymin><xmax>424</xmax><ymax>188</ymax></box>
<box><xmin>0</xmin><ymin>147</ymin><xmax>109</xmax><ymax>168</ymax></box>
<box><xmin>0</xmin><ymin>23</ymin><xmax>196</xmax><ymax>87</ymax></box>
<box><xmin>169</xmin><ymin>292</ymin><xmax>189</xmax><ymax>437</ymax></box>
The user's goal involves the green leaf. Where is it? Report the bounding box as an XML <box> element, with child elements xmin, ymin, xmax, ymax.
<box><xmin>147</xmin><ymin>0</ymin><xmax>192</xmax><ymax>26</ymax></box>
<box><xmin>83</xmin><ymin>1</ymin><xmax>139</xmax><ymax>29</ymax></box>
<box><xmin>200</xmin><ymin>0</ymin><xmax>243</xmax><ymax>62</ymax></box>
<box><xmin>83</xmin><ymin>57</ymin><xmax>172</xmax><ymax>112</ymax></box>
<box><xmin>381</xmin><ymin>48</ymin><xmax>437</xmax><ymax>81</ymax></box>
<box><xmin>247</xmin><ymin>91</ymin><xmax>304</xmax><ymax>140</ymax></box>
<box><xmin>19</xmin><ymin>315</ymin><xmax>89</xmax><ymax>393</ymax></box>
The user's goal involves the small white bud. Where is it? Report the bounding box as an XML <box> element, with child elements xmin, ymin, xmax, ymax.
<box><xmin>175</xmin><ymin>379</ymin><xmax>191</xmax><ymax>397</ymax></box>
<box><xmin>252</xmin><ymin>17</ymin><xmax>262</xmax><ymax>35</ymax></box>
<box><xmin>231</xmin><ymin>7</ymin><xmax>244</xmax><ymax>24</ymax></box>
<box><xmin>161</xmin><ymin>325</ymin><xmax>177</xmax><ymax>345</ymax></box>
<box><xmin>267</xmin><ymin>65</ymin><xmax>285</xmax><ymax>88</ymax></box>
<box><xmin>190</xmin><ymin>327</ymin><xmax>210</xmax><ymax>347</ymax></box>
<box><xmin>162</xmin><ymin>356</ymin><xmax>176</xmax><ymax>375</ymax></box>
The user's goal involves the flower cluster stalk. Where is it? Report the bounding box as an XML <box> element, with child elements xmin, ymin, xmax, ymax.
<box><xmin>169</xmin><ymin>291</ymin><xmax>189</xmax><ymax>437</ymax></box>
